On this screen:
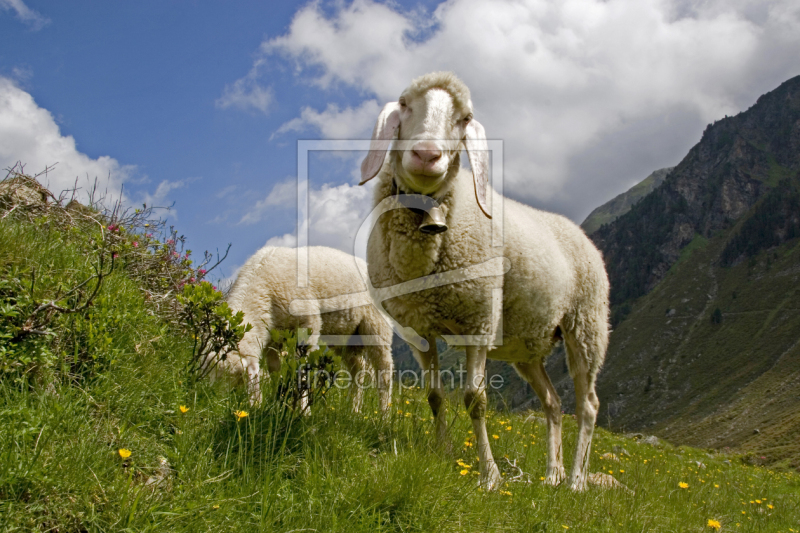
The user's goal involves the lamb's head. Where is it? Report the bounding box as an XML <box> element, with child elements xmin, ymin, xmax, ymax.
<box><xmin>360</xmin><ymin>72</ymin><xmax>491</xmax><ymax>222</ymax></box>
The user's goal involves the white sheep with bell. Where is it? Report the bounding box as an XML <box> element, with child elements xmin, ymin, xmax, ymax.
<box><xmin>207</xmin><ymin>245</ymin><xmax>394</xmax><ymax>413</ymax></box>
<box><xmin>360</xmin><ymin>72</ymin><xmax>609</xmax><ymax>491</ymax></box>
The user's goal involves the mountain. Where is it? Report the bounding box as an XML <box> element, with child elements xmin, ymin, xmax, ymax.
<box><xmin>586</xmin><ymin>74</ymin><xmax>800</xmax><ymax>468</ymax></box>
<box><xmin>581</xmin><ymin>167</ymin><xmax>673</xmax><ymax>235</ymax></box>
<box><xmin>593</xmin><ymin>75</ymin><xmax>800</xmax><ymax>309</ymax></box>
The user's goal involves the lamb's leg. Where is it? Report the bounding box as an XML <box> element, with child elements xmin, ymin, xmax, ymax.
<box><xmin>236</xmin><ymin>327</ymin><xmax>267</xmax><ymax>406</ymax></box>
<box><xmin>412</xmin><ymin>336</ymin><xmax>446</xmax><ymax>442</ymax></box>
<box><xmin>564</xmin><ymin>334</ymin><xmax>601</xmax><ymax>492</ymax></box>
<box><xmin>367</xmin><ymin>344</ymin><xmax>394</xmax><ymax>414</ymax></box>
<box><xmin>513</xmin><ymin>360</ymin><xmax>565</xmax><ymax>485</ymax></box>
<box><xmin>465</xmin><ymin>345</ymin><xmax>501</xmax><ymax>490</ymax></box>
<box><xmin>343</xmin><ymin>349</ymin><xmax>367</xmax><ymax>413</ymax></box>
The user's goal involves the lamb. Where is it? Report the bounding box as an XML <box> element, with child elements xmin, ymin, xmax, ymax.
<box><xmin>360</xmin><ymin>72</ymin><xmax>609</xmax><ymax>491</ymax></box>
<box><xmin>207</xmin><ymin>245</ymin><xmax>394</xmax><ymax>413</ymax></box>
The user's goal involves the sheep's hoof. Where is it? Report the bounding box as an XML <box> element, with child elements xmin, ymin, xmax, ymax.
<box><xmin>480</xmin><ymin>465</ymin><xmax>502</xmax><ymax>491</ymax></box>
<box><xmin>542</xmin><ymin>467</ymin><xmax>566</xmax><ymax>487</ymax></box>
<box><xmin>569</xmin><ymin>479</ymin><xmax>587</xmax><ymax>492</ymax></box>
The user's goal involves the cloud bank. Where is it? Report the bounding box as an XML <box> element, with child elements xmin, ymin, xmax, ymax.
<box><xmin>245</xmin><ymin>0</ymin><xmax>800</xmax><ymax>221</ymax></box>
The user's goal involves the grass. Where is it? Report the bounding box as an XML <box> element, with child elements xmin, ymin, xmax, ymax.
<box><xmin>1</xmin><ymin>198</ymin><xmax>800</xmax><ymax>531</ymax></box>
<box><xmin>3</xmin><ymin>374</ymin><xmax>800</xmax><ymax>532</ymax></box>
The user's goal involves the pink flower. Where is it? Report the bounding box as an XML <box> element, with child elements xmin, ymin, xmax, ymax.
<box><xmin>173</xmin><ymin>252</ymin><xmax>179</xmax><ymax>257</ymax></box>
<box><xmin>132</xmin><ymin>242</ymin><xmax>139</xmax><ymax>248</ymax></box>
<box><xmin>107</xmin><ymin>224</ymin><xmax>117</xmax><ymax>232</ymax></box>
<box><xmin>189</xmin><ymin>277</ymin><xmax>196</xmax><ymax>283</ymax></box>
<box><xmin>198</xmin><ymin>269</ymin><xmax>207</xmax><ymax>276</ymax></box>
<box><xmin>113</xmin><ymin>253</ymin><xmax>119</xmax><ymax>259</ymax></box>
<box><xmin>167</xmin><ymin>239</ymin><xmax>175</xmax><ymax>245</ymax></box>
<box><xmin>145</xmin><ymin>233</ymin><xmax>153</xmax><ymax>238</ymax></box>
<box><xmin>213</xmin><ymin>286</ymin><xmax>217</xmax><ymax>290</ymax></box>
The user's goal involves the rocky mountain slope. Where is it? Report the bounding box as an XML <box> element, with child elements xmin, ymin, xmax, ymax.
<box><xmin>581</xmin><ymin>167</ymin><xmax>673</xmax><ymax>235</ymax></box>
<box><xmin>587</xmin><ymin>74</ymin><xmax>800</xmax><ymax>467</ymax></box>
<box><xmin>593</xmin><ymin>75</ymin><xmax>800</xmax><ymax>308</ymax></box>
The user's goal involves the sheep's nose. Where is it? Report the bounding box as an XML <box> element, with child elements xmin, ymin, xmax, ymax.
<box><xmin>411</xmin><ymin>142</ymin><xmax>442</xmax><ymax>165</ymax></box>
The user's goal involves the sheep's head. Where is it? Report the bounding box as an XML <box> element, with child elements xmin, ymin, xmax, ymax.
<box><xmin>360</xmin><ymin>72</ymin><xmax>491</xmax><ymax>221</ymax></box>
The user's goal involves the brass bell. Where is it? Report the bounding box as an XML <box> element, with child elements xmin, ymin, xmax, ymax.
<box><xmin>419</xmin><ymin>206</ymin><xmax>448</xmax><ymax>234</ymax></box>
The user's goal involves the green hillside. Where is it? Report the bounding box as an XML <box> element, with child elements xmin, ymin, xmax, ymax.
<box><xmin>3</xmin><ymin>171</ymin><xmax>800</xmax><ymax>531</ymax></box>
<box><xmin>584</xmin><ymin>74</ymin><xmax>800</xmax><ymax>470</ymax></box>
<box><xmin>581</xmin><ymin>167</ymin><xmax>673</xmax><ymax>236</ymax></box>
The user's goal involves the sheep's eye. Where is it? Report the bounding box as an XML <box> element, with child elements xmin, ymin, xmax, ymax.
<box><xmin>399</xmin><ymin>98</ymin><xmax>407</xmax><ymax>108</ymax></box>
<box><xmin>463</xmin><ymin>113</ymin><xmax>473</xmax><ymax>124</ymax></box>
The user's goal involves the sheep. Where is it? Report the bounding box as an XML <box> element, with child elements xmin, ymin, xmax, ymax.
<box><xmin>360</xmin><ymin>72</ymin><xmax>609</xmax><ymax>491</ymax></box>
<box><xmin>207</xmin><ymin>245</ymin><xmax>394</xmax><ymax>413</ymax></box>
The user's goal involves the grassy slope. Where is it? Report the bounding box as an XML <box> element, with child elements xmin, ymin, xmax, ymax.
<box><xmin>594</xmin><ymin>227</ymin><xmax>800</xmax><ymax>469</ymax></box>
<box><xmin>2</xmin><ymin>215</ymin><xmax>800</xmax><ymax>531</ymax></box>
<box><xmin>580</xmin><ymin>168</ymin><xmax>673</xmax><ymax>236</ymax></box>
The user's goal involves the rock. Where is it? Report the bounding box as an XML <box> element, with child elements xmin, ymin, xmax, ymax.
<box><xmin>723</xmin><ymin>460</ymin><xmax>732</xmax><ymax>466</ymax></box>
<box><xmin>641</xmin><ymin>435</ymin><xmax>660</xmax><ymax>447</ymax></box>
<box><xmin>587</xmin><ymin>472</ymin><xmax>634</xmax><ymax>494</ymax></box>
<box><xmin>525</xmin><ymin>414</ymin><xmax>547</xmax><ymax>426</ymax></box>
<box><xmin>694</xmin><ymin>461</ymin><xmax>706</xmax><ymax>469</ymax></box>
<box><xmin>612</xmin><ymin>445</ymin><xmax>631</xmax><ymax>456</ymax></box>
<box><xmin>145</xmin><ymin>457</ymin><xmax>172</xmax><ymax>489</ymax></box>
<box><xmin>624</xmin><ymin>432</ymin><xmax>645</xmax><ymax>440</ymax></box>
<box><xmin>753</xmin><ymin>428</ymin><xmax>760</xmax><ymax>434</ymax></box>
<box><xmin>600</xmin><ymin>452</ymin><xmax>619</xmax><ymax>461</ymax></box>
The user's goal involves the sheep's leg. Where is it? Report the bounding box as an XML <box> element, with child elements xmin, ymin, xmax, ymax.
<box><xmin>367</xmin><ymin>344</ymin><xmax>394</xmax><ymax>414</ymax></box>
<box><xmin>564</xmin><ymin>334</ymin><xmax>601</xmax><ymax>492</ymax></box>
<box><xmin>412</xmin><ymin>336</ymin><xmax>446</xmax><ymax>442</ymax></box>
<box><xmin>513</xmin><ymin>360</ymin><xmax>565</xmax><ymax>485</ymax></box>
<box><xmin>466</xmin><ymin>345</ymin><xmax>502</xmax><ymax>490</ymax></box>
<box><xmin>236</xmin><ymin>326</ymin><xmax>267</xmax><ymax>406</ymax></box>
<box><xmin>297</xmin><ymin>317</ymin><xmax>322</xmax><ymax>415</ymax></box>
<box><xmin>343</xmin><ymin>349</ymin><xmax>367</xmax><ymax>413</ymax></box>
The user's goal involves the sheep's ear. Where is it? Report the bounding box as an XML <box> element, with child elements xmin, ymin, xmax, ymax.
<box><xmin>360</xmin><ymin>102</ymin><xmax>401</xmax><ymax>185</ymax></box>
<box><xmin>464</xmin><ymin>119</ymin><xmax>491</xmax><ymax>218</ymax></box>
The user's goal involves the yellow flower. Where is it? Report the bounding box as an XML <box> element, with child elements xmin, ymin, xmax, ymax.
<box><xmin>679</xmin><ymin>482</ymin><xmax>689</xmax><ymax>489</ymax></box>
<box><xmin>492</xmin><ymin>434</ymin><xmax>499</xmax><ymax>440</ymax></box>
<box><xmin>234</xmin><ymin>410</ymin><xmax>248</xmax><ymax>421</ymax></box>
<box><xmin>506</xmin><ymin>426</ymin><xmax>512</xmax><ymax>431</ymax></box>
<box><xmin>464</xmin><ymin>441</ymin><xmax>473</xmax><ymax>447</ymax></box>
<box><xmin>767</xmin><ymin>504</ymin><xmax>774</xmax><ymax>509</ymax></box>
<box><xmin>500</xmin><ymin>490</ymin><xmax>512</xmax><ymax>496</ymax></box>
<box><xmin>118</xmin><ymin>448</ymin><xmax>132</xmax><ymax>459</ymax></box>
<box><xmin>460</xmin><ymin>469</ymin><xmax>469</xmax><ymax>475</ymax></box>
<box><xmin>179</xmin><ymin>405</ymin><xmax>189</xmax><ymax>414</ymax></box>
<box><xmin>707</xmin><ymin>519</ymin><xmax>721</xmax><ymax>530</ymax></box>
<box><xmin>755</xmin><ymin>499</ymin><xmax>761</xmax><ymax>504</ymax></box>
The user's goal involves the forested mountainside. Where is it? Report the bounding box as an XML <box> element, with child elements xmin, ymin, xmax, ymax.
<box><xmin>581</xmin><ymin>167</ymin><xmax>673</xmax><ymax>236</ymax></box>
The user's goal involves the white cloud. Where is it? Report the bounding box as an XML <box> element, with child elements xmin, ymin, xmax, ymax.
<box><xmin>272</xmin><ymin>99</ymin><xmax>381</xmax><ymax>140</ymax></box>
<box><xmin>247</xmin><ymin>0</ymin><xmax>800</xmax><ymax>221</ymax></box>
<box><xmin>0</xmin><ymin>0</ymin><xmax>49</xmax><ymax>30</ymax></box>
<box><xmin>136</xmin><ymin>178</ymin><xmax>194</xmax><ymax>219</ymax></box>
<box><xmin>245</xmin><ymin>179</ymin><xmax>374</xmax><ymax>257</ymax></box>
<box><xmin>0</xmin><ymin>76</ymin><xmax>131</xmax><ymax>204</ymax></box>
<box><xmin>216</xmin><ymin>64</ymin><xmax>274</xmax><ymax>115</ymax></box>
<box><xmin>238</xmin><ymin>178</ymin><xmax>299</xmax><ymax>225</ymax></box>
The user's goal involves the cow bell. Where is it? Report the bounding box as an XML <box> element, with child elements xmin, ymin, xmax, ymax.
<box><xmin>419</xmin><ymin>206</ymin><xmax>448</xmax><ymax>234</ymax></box>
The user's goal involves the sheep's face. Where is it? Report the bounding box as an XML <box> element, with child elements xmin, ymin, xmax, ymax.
<box><xmin>393</xmin><ymin>88</ymin><xmax>472</xmax><ymax>196</ymax></box>
<box><xmin>360</xmin><ymin>72</ymin><xmax>491</xmax><ymax>219</ymax></box>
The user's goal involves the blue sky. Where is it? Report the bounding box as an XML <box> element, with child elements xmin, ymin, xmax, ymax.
<box><xmin>1</xmin><ymin>0</ymin><xmax>799</xmax><ymax>281</ymax></box>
